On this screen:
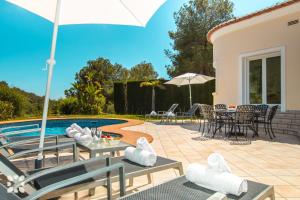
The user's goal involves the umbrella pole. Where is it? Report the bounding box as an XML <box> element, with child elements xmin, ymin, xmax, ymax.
<box><xmin>189</xmin><ymin>80</ymin><xmax>192</xmax><ymax>108</ymax></box>
<box><xmin>38</xmin><ymin>0</ymin><xmax>62</xmax><ymax>162</ymax></box>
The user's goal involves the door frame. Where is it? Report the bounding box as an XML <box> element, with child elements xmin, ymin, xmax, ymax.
<box><xmin>239</xmin><ymin>46</ymin><xmax>286</xmax><ymax>111</ymax></box>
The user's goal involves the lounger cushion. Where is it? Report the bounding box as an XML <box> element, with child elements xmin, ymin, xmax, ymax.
<box><xmin>120</xmin><ymin>176</ymin><xmax>270</xmax><ymax>200</ymax></box>
<box><xmin>34</xmin><ymin>164</ymin><xmax>92</xmax><ymax>189</ymax></box>
<box><xmin>34</xmin><ymin>156</ymin><xmax>178</xmax><ymax>189</ymax></box>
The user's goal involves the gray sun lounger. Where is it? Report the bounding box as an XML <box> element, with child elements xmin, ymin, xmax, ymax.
<box><xmin>119</xmin><ymin>176</ymin><xmax>275</xmax><ymax>200</ymax></box>
<box><xmin>145</xmin><ymin>103</ymin><xmax>179</xmax><ymax>121</ymax></box>
<box><xmin>0</xmin><ymin>157</ymin><xmax>125</xmax><ymax>200</ymax></box>
<box><xmin>175</xmin><ymin>103</ymin><xmax>200</xmax><ymax>123</ymax></box>
<box><xmin>0</xmin><ymin>152</ymin><xmax>183</xmax><ymax>200</ymax></box>
<box><xmin>0</xmin><ymin>135</ymin><xmax>76</xmax><ymax>168</ymax></box>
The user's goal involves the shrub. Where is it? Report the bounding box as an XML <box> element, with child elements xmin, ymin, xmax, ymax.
<box><xmin>105</xmin><ymin>102</ymin><xmax>115</xmax><ymax>114</ymax></box>
<box><xmin>58</xmin><ymin>97</ymin><xmax>79</xmax><ymax>115</ymax></box>
<box><xmin>0</xmin><ymin>101</ymin><xmax>14</xmax><ymax>120</ymax></box>
<box><xmin>0</xmin><ymin>84</ymin><xmax>26</xmax><ymax>117</ymax></box>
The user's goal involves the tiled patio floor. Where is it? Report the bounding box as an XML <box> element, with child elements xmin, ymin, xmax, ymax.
<box><xmin>60</xmin><ymin>121</ymin><xmax>300</xmax><ymax>199</ymax></box>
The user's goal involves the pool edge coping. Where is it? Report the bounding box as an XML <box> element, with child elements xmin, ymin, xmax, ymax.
<box><xmin>0</xmin><ymin>117</ymin><xmax>153</xmax><ymax>146</ymax></box>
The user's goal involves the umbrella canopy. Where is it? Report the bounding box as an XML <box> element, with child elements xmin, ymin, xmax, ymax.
<box><xmin>165</xmin><ymin>73</ymin><xmax>214</xmax><ymax>108</ymax></box>
<box><xmin>165</xmin><ymin>73</ymin><xmax>214</xmax><ymax>86</ymax></box>
<box><xmin>7</xmin><ymin>0</ymin><xmax>165</xmax><ymax>27</ymax></box>
<box><xmin>7</xmin><ymin>0</ymin><xmax>166</xmax><ymax>159</ymax></box>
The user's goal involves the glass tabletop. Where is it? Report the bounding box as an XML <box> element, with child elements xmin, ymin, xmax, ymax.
<box><xmin>77</xmin><ymin>140</ymin><xmax>131</xmax><ymax>153</ymax></box>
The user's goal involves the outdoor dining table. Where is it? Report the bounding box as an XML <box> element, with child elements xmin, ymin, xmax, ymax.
<box><xmin>214</xmin><ymin>109</ymin><xmax>261</xmax><ymax>137</ymax></box>
<box><xmin>77</xmin><ymin>140</ymin><xmax>131</xmax><ymax>159</ymax></box>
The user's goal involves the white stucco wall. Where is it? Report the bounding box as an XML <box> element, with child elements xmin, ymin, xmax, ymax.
<box><xmin>212</xmin><ymin>11</ymin><xmax>300</xmax><ymax>110</ymax></box>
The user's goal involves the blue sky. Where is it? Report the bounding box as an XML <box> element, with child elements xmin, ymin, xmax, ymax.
<box><xmin>0</xmin><ymin>0</ymin><xmax>283</xmax><ymax>99</ymax></box>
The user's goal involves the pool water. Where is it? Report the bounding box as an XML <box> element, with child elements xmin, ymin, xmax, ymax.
<box><xmin>0</xmin><ymin>118</ymin><xmax>126</xmax><ymax>137</ymax></box>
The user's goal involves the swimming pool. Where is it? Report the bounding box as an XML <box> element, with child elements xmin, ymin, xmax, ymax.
<box><xmin>0</xmin><ymin>118</ymin><xmax>126</xmax><ymax>137</ymax></box>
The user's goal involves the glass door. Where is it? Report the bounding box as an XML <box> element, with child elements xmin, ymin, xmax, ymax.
<box><xmin>247</xmin><ymin>54</ymin><xmax>281</xmax><ymax>105</ymax></box>
<box><xmin>266</xmin><ymin>56</ymin><xmax>281</xmax><ymax>104</ymax></box>
<box><xmin>248</xmin><ymin>59</ymin><xmax>263</xmax><ymax>104</ymax></box>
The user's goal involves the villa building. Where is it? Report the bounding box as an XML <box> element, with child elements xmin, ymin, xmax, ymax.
<box><xmin>208</xmin><ymin>0</ymin><xmax>300</xmax><ymax>112</ymax></box>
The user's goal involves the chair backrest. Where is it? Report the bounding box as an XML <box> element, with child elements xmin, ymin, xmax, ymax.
<box><xmin>268</xmin><ymin>105</ymin><xmax>279</xmax><ymax>121</ymax></box>
<box><xmin>214</xmin><ymin>104</ymin><xmax>227</xmax><ymax>110</ymax></box>
<box><xmin>235</xmin><ymin>111</ymin><xmax>255</xmax><ymax>124</ymax></box>
<box><xmin>167</xmin><ymin>104</ymin><xmax>179</xmax><ymax>113</ymax></box>
<box><xmin>0</xmin><ymin>154</ymin><xmax>24</xmax><ymax>177</ymax></box>
<box><xmin>235</xmin><ymin>105</ymin><xmax>255</xmax><ymax>124</ymax></box>
<box><xmin>187</xmin><ymin>103</ymin><xmax>200</xmax><ymax>115</ymax></box>
<box><xmin>0</xmin><ymin>137</ymin><xmax>14</xmax><ymax>157</ymax></box>
<box><xmin>236</xmin><ymin>105</ymin><xmax>256</xmax><ymax>112</ymax></box>
<box><xmin>200</xmin><ymin>104</ymin><xmax>214</xmax><ymax>121</ymax></box>
<box><xmin>255</xmin><ymin>104</ymin><xmax>269</xmax><ymax>117</ymax></box>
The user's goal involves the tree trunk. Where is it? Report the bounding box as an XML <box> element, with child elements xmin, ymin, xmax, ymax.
<box><xmin>151</xmin><ymin>86</ymin><xmax>155</xmax><ymax>111</ymax></box>
<box><xmin>124</xmin><ymin>82</ymin><xmax>128</xmax><ymax>114</ymax></box>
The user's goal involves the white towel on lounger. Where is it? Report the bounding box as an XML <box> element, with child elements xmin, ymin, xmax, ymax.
<box><xmin>136</xmin><ymin>137</ymin><xmax>155</xmax><ymax>154</ymax></box>
<box><xmin>124</xmin><ymin>147</ymin><xmax>157</xmax><ymax>167</ymax></box>
<box><xmin>186</xmin><ymin>153</ymin><xmax>247</xmax><ymax>196</ymax></box>
<box><xmin>186</xmin><ymin>164</ymin><xmax>247</xmax><ymax>196</ymax></box>
<box><xmin>207</xmin><ymin>153</ymin><xmax>231</xmax><ymax>173</ymax></box>
<box><xmin>150</xmin><ymin>111</ymin><xmax>157</xmax><ymax>116</ymax></box>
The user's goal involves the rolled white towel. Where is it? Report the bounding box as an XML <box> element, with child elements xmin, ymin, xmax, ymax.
<box><xmin>136</xmin><ymin>137</ymin><xmax>156</xmax><ymax>154</ymax></box>
<box><xmin>124</xmin><ymin>147</ymin><xmax>157</xmax><ymax>167</ymax></box>
<box><xmin>71</xmin><ymin>123</ymin><xmax>84</xmax><ymax>134</ymax></box>
<box><xmin>83</xmin><ymin>127</ymin><xmax>92</xmax><ymax>136</ymax></box>
<box><xmin>207</xmin><ymin>153</ymin><xmax>231</xmax><ymax>173</ymax></box>
<box><xmin>166</xmin><ymin>111</ymin><xmax>175</xmax><ymax>117</ymax></box>
<box><xmin>80</xmin><ymin>134</ymin><xmax>93</xmax><ymax>142</ymax></box>
<box><xmin>74</xmin><ymin>132</ymin><xmax>83</xmax><ymax>141</ymax></box>
<box><xmin>66</xmin><ymin>127</ymin><xmax>72</xmax><ymax>132</ymax></box>
<box><xmin>67</xmin><ymin>129</ymin><xmax>79</xmax><ymax>138</ymax></box>
<box><xmin>75</xmin><ymin>134</ymin><xmax>93</xmax><ymax>145</ymax></box>
<box><xmin>150</xmin><ymin>111</ymin><xmax>157</xmax><ymax>116</ymax></box>
<box><xmin>66</xmin><ymin>127</ymin><xmax>79</xmax><ymax>138</ymax></box>
<box><xmin>186</xmin><ymin>163</ymin><xmax>247</xmax><ymax>196</ymax></box>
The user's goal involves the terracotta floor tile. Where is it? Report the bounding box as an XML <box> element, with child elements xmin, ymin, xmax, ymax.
<box><xmin>255</xmin><ymin>176</ymin><xmax>289</xmax><ymax>185</ymax></box>
<box><xmin>15</xmin><ymin>121</ymin><xmax>300</xmax><ymax>199</ymax></box>
<box><xmin>275</xmin><ymin>185</ymin><xmax>300</xmax><ymax>198</ymax></box>
<box><xmin>278</xmin><ymin>176</ymin><xmax>300</xmax><ymax>185</ymax></box>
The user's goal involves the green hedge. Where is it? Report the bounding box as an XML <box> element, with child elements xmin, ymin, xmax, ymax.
<box><xmin>114</xmin><ymin>80</ymin><xmax>215</xmax><ymax>114</ymax></box>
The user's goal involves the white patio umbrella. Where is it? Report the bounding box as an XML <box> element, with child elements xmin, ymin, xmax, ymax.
<box><xmin>7</xmin><ymin>0</ymin><xmax>166</xmax><ymax>159</ymax></box>
<box><xmin>165</xmin><ymin>73</ymin><xmax>214</xmax><ymax>108</ymax></box>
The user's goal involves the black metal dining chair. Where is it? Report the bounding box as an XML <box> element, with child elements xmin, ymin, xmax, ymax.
<box><xmin>199</xmin><ymin>105</ymin><xmax>215</xmax><ymax>136</ymax></box>
<box><xmin>227</xmin><ymin>105</ymin><xmax>256</xmax><ymax>140</ymax></box>
<box><xmin>260</xmin><ymin>105</ymin><xmax>279</xmax><ymax>139</ymax></box>
<box><xmin>214</xmin><ymin>104</ymin><xmax>227</xmax><ymax>110</ymax></box>
<box><xmin>254</xmin><ymin>104</ymin><xmax>269</xmax><ymax>136</ymax></box>
<box><xmin>199</xmin><ymin>104</ymin><xmax>225</xmax><ymax>138</ymax></box>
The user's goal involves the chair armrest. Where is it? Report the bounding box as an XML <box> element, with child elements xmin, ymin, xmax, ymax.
<box><xmin>176</xmin><ymin>112</ymin><xmax>188</xmax><ymax>116</ymax></box>
<box><xmin>20</xmin><ymin>158</ymin><xmax>126</xmax><ymax>200</ymax></box>
<box><xmin>8</xmin><ymin>142</ymin><xmax>77</xmax><ymax>160</ymax></box>
<box><xmin>0</xmin><ymin>135</ymin><xmax>61</xmax><ymax>149</ymax></box>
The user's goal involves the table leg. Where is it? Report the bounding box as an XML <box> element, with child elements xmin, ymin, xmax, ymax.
<box><xmin>147</xmin><ymin>173</ymin><xmax>152</xmax><ymax>184</ymax></box>
<box><xmin>89</xmin><ymin>151</ymin><xmax>96</xmax><ymax>196</ymax></box>
<box><xmin>129</xmin><ymin>177</ymin><xmax>134</xmax><ymax>187</ymax></box>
